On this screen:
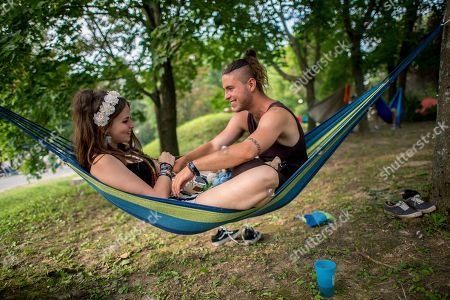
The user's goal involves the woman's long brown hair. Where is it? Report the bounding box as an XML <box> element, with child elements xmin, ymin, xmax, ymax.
<box><xmin>72</xmin><ymin>89</ymin><xmax>153</xmax><ymax>171</ymax></box>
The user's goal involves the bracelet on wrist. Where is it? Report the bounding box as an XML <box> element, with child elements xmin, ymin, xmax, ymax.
<box><xmin>160</xmin><ymin>162</ymin><xmax>173</xmax><ymax>172</ymax></box>
<box><xmin>159</xmin><ymin>170</ymin><xmax>173</xmax><ymax>179</ymax></box>
<box><xmin>187</xmin><ymin>161</ymin><xmax>200</xmax><ymax>177</ymax></box>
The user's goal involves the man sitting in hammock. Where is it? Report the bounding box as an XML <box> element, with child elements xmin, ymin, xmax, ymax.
<box><xmin>172</xmin><ymin>49</ymin><xmax>308</xmax><ymax>210</ymax></box>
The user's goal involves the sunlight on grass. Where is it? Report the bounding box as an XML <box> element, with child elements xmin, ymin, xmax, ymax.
<box><xmin>0</xmin><ymin>177</ymin><xmax>78</xmax><ymax>218</ymax></box>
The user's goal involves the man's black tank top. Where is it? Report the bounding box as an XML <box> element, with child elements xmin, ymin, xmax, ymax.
<box><xmin>247</xmin><ymin>101</ymin><xmax>308</xmax><ymax>178</ymax></box>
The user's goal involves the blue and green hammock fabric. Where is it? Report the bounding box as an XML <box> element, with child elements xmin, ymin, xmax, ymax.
<box><xmin>375</xmin><ymin>88</ymin><xmax>404</xmax><ymax>126</ymax></box>
<box><xmin>0</xmin><ymin>24</ymin><xmax>444</xmax><ymax>235</ymax></box>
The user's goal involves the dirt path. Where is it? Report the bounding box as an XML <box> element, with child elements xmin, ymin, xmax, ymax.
<box><xmin>0</xmin><ymin>165</ymin><xmax>75</xmax><ymax>192</ymax></box>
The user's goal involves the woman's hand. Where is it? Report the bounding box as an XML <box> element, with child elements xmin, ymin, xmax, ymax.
<box><xmin>158</xmin><ymin>151</ymin><xmax>175</xmax><ymax>167</ymax></box>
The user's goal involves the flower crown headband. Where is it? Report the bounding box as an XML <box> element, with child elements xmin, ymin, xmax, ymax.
<box><xmin>93</xmin><ymin>91</ymin><xmax>121</xmax><ymax>127</ymax></box>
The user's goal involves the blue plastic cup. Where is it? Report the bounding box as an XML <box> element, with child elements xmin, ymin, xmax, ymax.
<box><xmin>314</xmin><ymin>260</ymin><xmax>336</xmax><ymax>298</ymax></box>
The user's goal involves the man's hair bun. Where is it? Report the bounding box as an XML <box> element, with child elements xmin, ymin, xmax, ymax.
<box><xmin>245</xmin><ymin>48</ymin><xmax>257</xmax><ymax>59</ymax></box>
<box><xmin>222</xmin><ymin>48</ymin><xmax>267</xmax><ymax>92</ymax></box>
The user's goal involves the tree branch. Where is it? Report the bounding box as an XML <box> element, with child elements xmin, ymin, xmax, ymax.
<box><xmin>342</xmin><ymin>0</ymin><xmax>354</xmax><ymax>41</ymax></box>
<box><xmin>269</xmin><ymin>0</ymin><xmax>308</xmax><ymax>71</ymax></box>
<box><xmin>362</xmin><ymin>0</ymin><xmax>376</xmax><ymax>30</ymax></box>
<box><xmin>142</xmin><ymin>0</ymin><xmax>161</xmax><ymax>31</ymax></box>
<box><xmin>87</xmin><ymin>15</ymin><xmax>115</xmax><ymax>59</ymax></box>
<box><xmin>314</xmin><ymin>27</ymin><xmax>321</xmax><ymax>65</ymax></box>
<box><xmin>271</xmin><ymin>63</ymin><xmax>298</xmax><ymax>82</ymax></box>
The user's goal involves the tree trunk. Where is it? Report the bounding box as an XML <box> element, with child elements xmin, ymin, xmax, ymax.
<box><xmin>350</xmin><ymin>42</ymin><xmax>369</xmax><ymax>133</ymax></box>
<box><xmin>387</xmin><ymin>63</ymin><xmax>397</xmax><ymax>100</ymax></box>
<box><xmin>430</xmin><ymin>7</ymin><xmax>450</xmax><ymax>210</ymax></box>
<box><xmin>305</xmin><ymin>79</ymin><xmax>317</xmax><ymax>131</ymax></box>
<box><xmin>158</xmin><ymin>60</ymin><xmax>179</xmax><ymax>155</ymax></box>
<box><xmin>397</xmin><ymin>0</ymin><xmax>419</xmax><ymax>92</ymax></box>
<box><xmin>142</xmin><ymin>0</ymin><xmax>179</xmax><ymax>155</ymax></box>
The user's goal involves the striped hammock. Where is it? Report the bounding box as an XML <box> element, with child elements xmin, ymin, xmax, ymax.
<box><xmin>0</xmin><ymin>24</ymin><xmax>443</xmax><ymax>235</ymax></box>
<box><xmin>375</xmin><ymin>87</ymin><xmax>404</xmax><ymax>125</ymax></box>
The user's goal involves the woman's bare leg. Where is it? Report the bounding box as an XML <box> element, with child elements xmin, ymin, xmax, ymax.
<box><xmin>195</xmin><ymin>165</ymin><xmax>279</xmax><ymax>210</ymax></box>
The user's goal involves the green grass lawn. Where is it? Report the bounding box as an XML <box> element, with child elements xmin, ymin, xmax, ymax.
<box><xmin>1</xmin><ymin>121</ymin><xmax>449</xmax><ymax>299</ymax></box>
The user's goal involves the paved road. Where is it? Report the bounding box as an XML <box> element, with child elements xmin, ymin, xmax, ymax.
<box><xmin>0</xmin><ymin>166</ymin><xmax>76</xmax><ymax>192</ymax></box>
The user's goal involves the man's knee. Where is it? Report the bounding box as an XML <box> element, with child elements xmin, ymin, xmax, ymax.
<box><xmin>260</xmin><ymin>166</ymin><xmax>279</xmax><ymax>189</ymax></box>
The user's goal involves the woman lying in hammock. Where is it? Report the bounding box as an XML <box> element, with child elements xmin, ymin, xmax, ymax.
<box><xmin>72</xmin><ymin>89</ymin><xmax>175</xmax><ymax>198</ymax></box>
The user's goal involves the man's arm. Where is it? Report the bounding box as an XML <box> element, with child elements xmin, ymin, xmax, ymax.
<box><xmin>172</xmin><ymin>108</ymin><xmax>288</xmax><ymax>196</ymax></box>
<box><xmin>193</xmin><ymin>108</ymin><xmax>287</xmax><ymax>171</ymax></box>
<box><xmin>173</xmin><ymin>112</ymin><xmax>246</xmax><ymax>172</ymax></box>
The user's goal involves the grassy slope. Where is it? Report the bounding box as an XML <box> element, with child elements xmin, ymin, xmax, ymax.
<box><xmin>143</xmin><ymin>113</ymin><xmax>233</xmax><ymax>157</ymax></box>
<box><xmin>0</xmin><ymin>121</ymin><xmax>449</xmax><ymax>299</ymax></box>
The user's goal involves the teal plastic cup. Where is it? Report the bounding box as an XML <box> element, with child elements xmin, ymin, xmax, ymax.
<box><xmin>314</xmin><ymin>259</ymin><xmax>336</xmax><ymax>298</ymax></box>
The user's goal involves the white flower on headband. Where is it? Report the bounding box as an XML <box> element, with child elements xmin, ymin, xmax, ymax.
<box><xmin>93</xmin><ymin>91</ymin><xmax>121</xmax><ymax>127</ymax></box>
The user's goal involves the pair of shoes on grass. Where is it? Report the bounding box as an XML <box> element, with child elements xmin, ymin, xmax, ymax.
<box><xmin>384</xmin><ymin>190</ymin><xmax>436</xmax><ymax>219</ymax></box>
<box><xmin>211</xmin><ymin>225</ymin><xmax>262</xmax><ymax>246</ymax></box>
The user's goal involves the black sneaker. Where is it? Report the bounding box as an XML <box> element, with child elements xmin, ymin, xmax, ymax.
<box><xmin>384</xmin><ymin>200</ymin><xmax>422</xmax><ymax>219</ymax></box>
<box><xmin>211</xmin><ymin>227</ymin><xmax>240</xmax><ymax>246</ymax></box>
<box><xmin>402</xmin><ymin>189</ymin><xmax>421</xmax><ymax>200</ymax></box>
<box><xmin>403</xmin><ymin>194</ymin><xmax>436</xmax><ymax>214</ymax></box>
<box><xmin>242</xmin><ymin>225</ymin><xmax>262</xmax><ymax>245</ymax></box>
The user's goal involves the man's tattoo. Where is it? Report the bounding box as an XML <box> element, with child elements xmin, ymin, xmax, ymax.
<box><xmin>247</xmin><ymin>137</ymin><xmax>262</xmax><ymax>154</ymax></box>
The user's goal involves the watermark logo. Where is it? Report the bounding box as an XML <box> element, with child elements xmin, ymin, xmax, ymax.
<box><xmin>289</xmin><ymin>210</ymin><xmax>352</xmax><ymax>262</ymax></box>
<box><xmin>290</xmin><ymin>40</ymin><xmax>351</xmax><ymax>93</ymax></box>
<box><xmin>379</xmin><ymin>121</ymin><xmax>448</xmax><ymax>180</ymax></box>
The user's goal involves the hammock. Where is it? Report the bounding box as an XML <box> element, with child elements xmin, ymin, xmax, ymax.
<box><xmin>375</xmin><ymin>88</ymin><xmax>404</xmax><ymax>125</ymax></box>
<box><xmin>0</xmin><ymin>24</ymin><xmax>443</xmax><ymax>235</ymax></box>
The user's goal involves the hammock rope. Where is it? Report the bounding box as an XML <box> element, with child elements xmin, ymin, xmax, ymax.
<box><xmin>0</xmin><ymin>24</ymin><xmax>443</xmax><ymax>234</ymax></box>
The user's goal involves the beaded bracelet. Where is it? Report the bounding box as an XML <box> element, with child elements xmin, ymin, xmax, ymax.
<box><xmin>160</xmin><ymin>162</ymin><xmax>173</xmax><ymax>172</ymax></box>
<box><xmin>159</xmin><ymin>170</ymin><xmax>173</xmax><ymax>179</ymax></box>
<box><xmin>159</xmin><ymin>162</ymin><xmax>173</xmax><ymax>179</ymax></box>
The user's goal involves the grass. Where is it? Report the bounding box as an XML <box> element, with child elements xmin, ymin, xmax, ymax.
<box><xmin>1</xmin><ymin>121</ymin><xmax>449</xmax><ymax>299</ymax></box>
<box><xmin>143</xmin><ymin>112</ymin><xmax>233</xmax><ymax>157</ymax></box>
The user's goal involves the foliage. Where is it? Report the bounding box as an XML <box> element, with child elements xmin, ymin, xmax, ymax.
<box><xmin>143</xmin><ymin>112</ymin><xmax>232</xmax><ymax>157</ymax></box>
<box><xmin>0</xmin><ymin>0</ymin><xmax>444</xmax><ymax>177</ymax></box>
<box><xmin>0</xmin><ymin>0</ymin><xmax>237</xmax><ymax>175</ymax></box>
<box><xmin>176</xmin><ymin>67</ymin><xmax>222</xmax><ymax>124</ymax></box>
<box><xmin>132</xmin><ymin>100</ymin><xmax>157</xmax><ymax>145</ymax></box>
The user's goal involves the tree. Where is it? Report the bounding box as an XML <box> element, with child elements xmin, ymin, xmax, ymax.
<box><xmin>0</xmin><ymin>0</ymin><xmax>224</xmax><ymax>175</ymax></box>
<box><xmin>253</xmin><ymin>0</ymin><xmax>336</xmax><ymax>131</ymax></box>
<box><xmin>430</xmin><ymin>5</ymin><xmax>450</xmax><ymax>210</ymax></box>
<box><xmin>0</xmin><ymin>0</ymin><xmax>96</xmax><ymax>176</ymax></box>
<box><xmin>339</xmin><ymin>0</ymin><xmax>384</xmax><ymax>133</ymax></box>
<box><xmin>377</xmin><ymin>0</ymin><xmax>442</xmax><ymax>99</ymax></box>
<box><xmin>73</xmin><ymin>0</ymin><xmax>205</xmax><ymax>155</ymax></box>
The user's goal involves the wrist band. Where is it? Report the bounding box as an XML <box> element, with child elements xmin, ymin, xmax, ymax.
<box><xmin>187</xmin><ymin>161</ymin><xmax>200</xmax><ymax>177</ymax></box>
<box><xmin>159</xmin><ymin>163</ymin><xmax>173</xmax><ymax>179</ymax></box>
<box><xmin>160</xmin><ymin>162</ymin><xmax>173</xmax><ymax>172</ymax></box>
<box><xmin>159</xmin><ymin>170</ymin><xmax>173</xmax><ymax>179</ymax></box>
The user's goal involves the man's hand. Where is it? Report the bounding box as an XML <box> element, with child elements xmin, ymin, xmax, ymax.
<box><xmin>172</xmin><ymin>166</ymin><xmax>194</xmax><ymax>197</ymax></box>
<box><xmin>173</xmin><ymin>156</ymin><xmax>188</xmax><ymax>173</ymax></box>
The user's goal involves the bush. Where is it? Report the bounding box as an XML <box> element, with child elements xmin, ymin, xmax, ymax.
<box><xmin>403</xmin><ymin>94</ymin><xmax>437</xmax><ymax>122</ymax></box>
